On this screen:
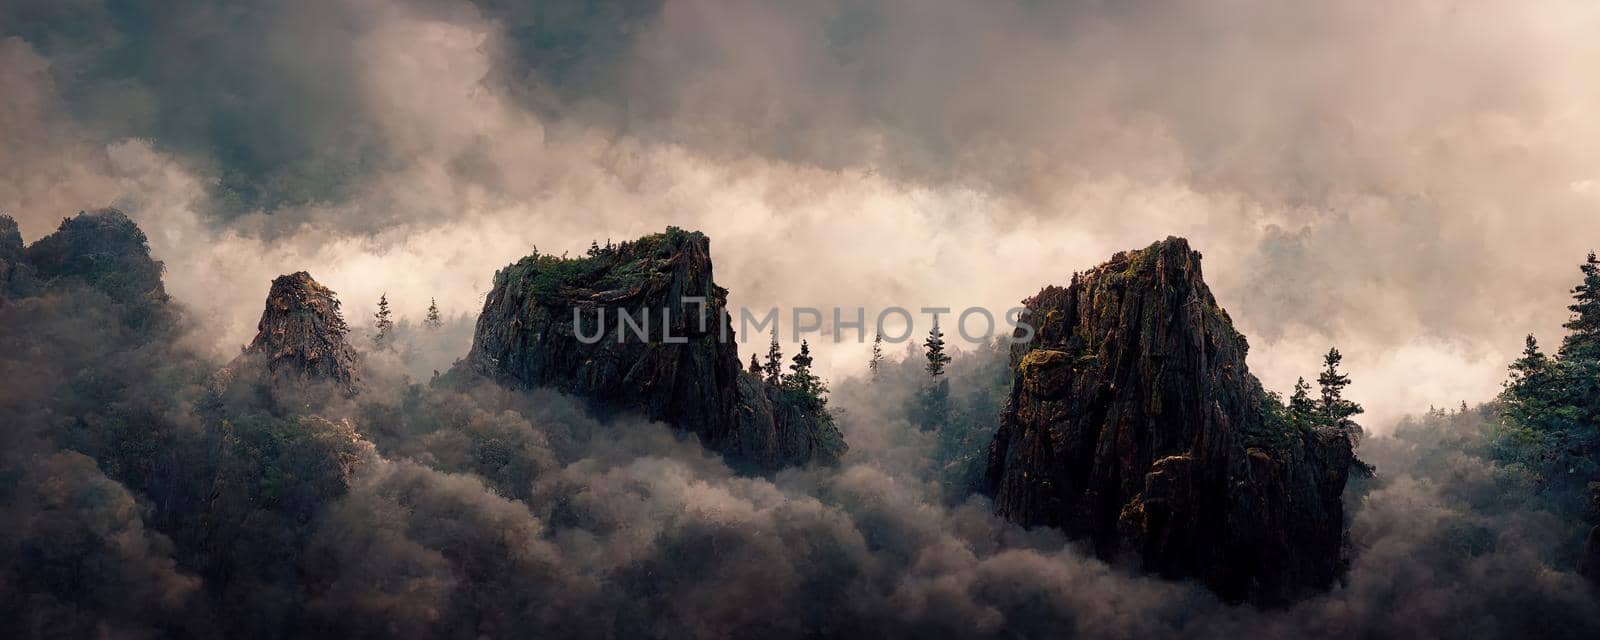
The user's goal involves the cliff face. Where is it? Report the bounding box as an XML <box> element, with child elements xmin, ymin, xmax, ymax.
<box><xmin>240</xmin><ymin>272</ymin><xmax>361</xmax><ymax>396</ymax></box>
<box><xmin>467</xmin><ymin>228</ymin><xmax>845</xmax><ymax>471</ymax></box>
<box><xmin>985</xmin><ymin>237</ymin><xmax>1359</xmax><ymax>605</ymax></box>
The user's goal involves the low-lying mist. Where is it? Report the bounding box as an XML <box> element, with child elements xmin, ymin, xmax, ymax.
<box><xmin>2</xmin><ymin>266</ymin><xmax>1596</xmax><ymax>639</ymax></box>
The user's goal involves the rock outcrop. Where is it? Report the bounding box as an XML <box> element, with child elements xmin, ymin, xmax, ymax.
<box><xmin>985</xmin><ymin>237</ymin><xmax>1360</xmax><ymax>605</ymax></box>
<box><xmin>239</xmin><ymin>272</ymin><xmax>361</xmax><ymax>396</ymax></box>
<box><xmin>466</xmin><ymin>228</ymin><xmax>845</xmax><ymax>471</ymax></box>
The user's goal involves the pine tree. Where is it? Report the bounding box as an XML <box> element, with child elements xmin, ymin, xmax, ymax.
<box><xmin>587</xmin><ymin>240</ymin><xmax>602</xmax><ymax>257</ymax></box>
<box><xmin>1288</xmin><ymin>376</ymin><xmax>1316</xmax><ymax>428</ymax></box>
<box><xmin>372</xmin><ymin>293</ymin><xmax>395</xmax><ymax>349</ymax></box>
<box><xmin>764</xmin><ymin>328</ymin><xmax>784</xmax><ymax>384</ymax></box>
<box><xmin>1489</xmin><ymin>252</ymin><xmax>1600</xmax><ymax>523</ymax></box>
<box><xmin>1510</xmin><ymin>335</ymin><xmax>1549</xmax><ymax>384</ymax></box>
<box><xmin>786</xmin><ymin>340</ymin><xmax>825</xmax><ymax>400</ymax></box>
<box><xmin>1317</xmin><ymin>347</ymin><xmax>1362</xmax><ymax>425</ymax></box>
<box><xmin>869</xmin><ymin>332</ymin><xmax>885</xmax><ymax>381</ymax></box>
<box><xmin>424</xmin><ymin>297</ymin><xmax>442</xmax><ymax>330</ymax></box>
<box><xmin>1561</xmin><ymin>251</ymin><xmax>1600</xmax><ymax>360</ymax></box>
<box><xmin>924</xmin><ymin>320</ymin><xmax>951</xmax><ymax>379</ymax></box>
<box><xmin>1505</xmin><ymin>334</ymin><xmax>1553</xmax><ymax>423</ymax></box>
<box><xmin>915</xmin><ymin>321</ymin><xmax>953</xmax><ymax>430</ymax></box>
<box><xmin>748</xmin><ymin>353</ymin><xmax>763</xmax><ymax>375</ymax></box>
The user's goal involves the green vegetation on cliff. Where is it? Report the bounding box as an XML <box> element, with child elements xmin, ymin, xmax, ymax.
<box><xmin>1491</xmin><ymin>252</ymin><xmax>1600</xmax><ymax>526</ymax></box>
<box><xmin>496</xmin><ymin>226</ymin><xmax>703</xmax><ymax>300</ymax></box>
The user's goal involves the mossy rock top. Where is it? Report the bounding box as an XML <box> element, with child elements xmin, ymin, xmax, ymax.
<box><xmin>1019</xmin><ymin>349</ymin><xmax>1074</xmax><ymax>398</ymax></box>
<box><xmin>496</xmin><ymin>226</ymin><xmax>710</xmax><ymax>301</ymax></box>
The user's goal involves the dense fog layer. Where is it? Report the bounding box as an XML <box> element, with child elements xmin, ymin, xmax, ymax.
<box><xmin>1</xmin><ymin>266</ymin><xmax>1594</xmax><ymax>638</ymax></box>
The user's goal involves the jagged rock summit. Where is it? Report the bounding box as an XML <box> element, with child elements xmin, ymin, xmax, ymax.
<box><xmin>985</xmin><ymin>237</ymin><xmax>1361</xmax><ymax>605</ymax></box>
<box><xmin>241</xmin><ymin>271</ymin><xmax>361</xmax><ymax>395</ymax></box>
<box><xmin>466</xmin><ymin>227</ymin><xmax>846</xmax><ymax>471</ymax></box>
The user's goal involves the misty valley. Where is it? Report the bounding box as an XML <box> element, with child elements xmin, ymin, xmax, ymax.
<box><xmin>2</xmin><ymin>210</ymin><xmax>1597</xmax><ymax>638</ymax></box>
<box><xmin>5</xmin><ymin>1</ymin><xmax>1600</xmax><ymax>638</ymax></box>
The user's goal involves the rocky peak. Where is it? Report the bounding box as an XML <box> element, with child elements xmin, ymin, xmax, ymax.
<box><xmin>243</xmin><ymin>272</ymin><xmax>360</xmax><ymax>395</ymax></box>
<box><xmin>986</xmin><ymin>236</ymin><xmax>1359</xmax><ymax>604</ymax></box>
<box><xmin>466</xmin><ymin>228</ymin><xmax>845</xmax><ymax>470</ymax></box>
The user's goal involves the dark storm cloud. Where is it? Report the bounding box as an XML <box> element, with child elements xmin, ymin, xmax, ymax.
<box><xmin>7</xmin><ymin>0</ymin><xmax>1597</xmax><ymax>427</ymax></box>
<box><xmin>0</xmin><ymin>0</ymin><xmax>664</xmax><ymax>222</ymax></box>
<box><xmin>1</xmin><ymin>0</ymin><xmax>403</xmax><ymax>216</ymax></box>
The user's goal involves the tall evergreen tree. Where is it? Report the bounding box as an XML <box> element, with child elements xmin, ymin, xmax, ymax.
<box><xmin>587</xmin><ymin>240</ymin><xmax>602</xmax><ymax>257</ymax></box>
<box><xmin>1509</xmin><ymin>335</ymin><xmax>1550</xmax><ymax>385</ymax></box>
<box><xmin>748</xmin><ymin>353</ymin><xmax>763</xmax><ymax>375</ymax></box>
<box><xmin>1288</xmin><ymin>376</ymin><xmax>1316</xmax><ymax>428</ymax></box>
<box><xmin>372</xmin><ymin>293</ymin><xmax>395</xmax><ymax>349</ymax></box>
<box><xmin>869</xmin><ymin>332</ymin><xmax>885</xmax><ymax>381</ymax></box>
<box><xmin>785</xmin><ymin>340</ymin><xmax>826</xmax><ymax>401</ymax></box>
<box><xmin>764</xmin><ymin>328</ymin><xmax>784</xmax><ymax>384</ymax></box>
<box><xmin>1317</xmin><ymin>347</ymin><xmax>1362</xmax><ymax>424</ymax></box>
<box><xmin>424</xmin><ymin>297</ymin><xmax>442</xmax><ymax>330</ymax></box>
<box><xmin>915</xmin><ymin>321</ymin><xmax>953</xmax><ymax>430</ymax></box>
<box><xmin>924</xmin><ymin>320</ymin><xmax>951</xmax><ymax>379</ymax></box>
<box><xmin>1561</xmin><ymin>251</ymin><xmax>1600</xmax><ymax>360</ymax></box>
<box><xmin>1490</xmin><ymin>252</ymin><xmax>1600</xmax><ymax>530</ymax></box>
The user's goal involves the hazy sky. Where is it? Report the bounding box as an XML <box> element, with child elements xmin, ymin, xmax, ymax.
<box><xmin>5</xmin><ymin>0</ymin><xmax>1600</xmax><ymax>429</ymax></box>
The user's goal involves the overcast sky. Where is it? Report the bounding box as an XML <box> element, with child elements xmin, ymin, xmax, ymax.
<box><xmin>5</xmin><ymin>0</ymin><xmax>1600</xmax><ymax>429</ymax></box>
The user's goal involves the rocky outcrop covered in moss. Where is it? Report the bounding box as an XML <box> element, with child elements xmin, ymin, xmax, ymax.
<box><xmin>238</xmin><ymin>272</ymin><xmax>361</xmax><ymax>396</ymax></box>
<box><xmin>466</xmin><ymin>228</ymin><xmax>845</xmax><ymax>471</ymax></box>
<box><xmin>985</xmin><ymin>237</ymin><xmax>1360</xmax><ymax>605</ymax></box>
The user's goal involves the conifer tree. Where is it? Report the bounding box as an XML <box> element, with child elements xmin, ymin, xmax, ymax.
<box><xmin>1488</xmin><ymin>251</ymin><xmax>1600</xmax><ymax>538</ymax></box>
<box><xmin>372</xmin><ymin>293</ymin><xmax>395</xmax><ymax>349</ymax></box>
<box><xmin>786</xmin><ymin>340</ymin><xmax>825</xmax><ymax>400</ymax></box>
<box><xmin>1289</xmin><ymin>376</ymin><xmax>1316</xmax><ymax>428</ymax></box>
<box><xmin>916</xmin><ymin>321</ymin><xmax>953</xmax><ymax>430</ymax></box>
<box><xmin>424</xmin><ymin>297</ymin><xmax>443</xmax><ymax>330</ymax></box>
<box><xmin>1561</xmin><ymin>251</ymin><xmax>1600</xmax><ymax>359</ymax></box>
<box><xmin>869</xmin><ymin>332</ymin><xmax>885</xmax><ymax>381</ymax></box>
<box><xmin>588</xmin><ymin>240</ymin><xmax>602</xmax><ymax>257</ymax></box>
<box><xmin>924</xmin><ymin>320</ymin><xmax>951</xmax><ymax>379</ymax></box>
<box><xmin>1510</xmin><ymin>335</ymin><xmax>1549</xmax><ymax>385</ymax></box>
<box><xmin>764</xmin><ymin>328</ymin><xmax>784</xmax><ymax>384</ymax></box>
<box><xmin>748</xmin><ymin>353</ymin><xmax>763</xmax><ymax>375</ymax></box>
<box><xmin>1505</xmin><ymin>335</ymin><xmax>1554</xmax><ymax>423</ymax></box>
<box><xmin>1317</xmin><ymin>347</ymin><xmax>1362</xmax><ymax>424</ymax></box>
